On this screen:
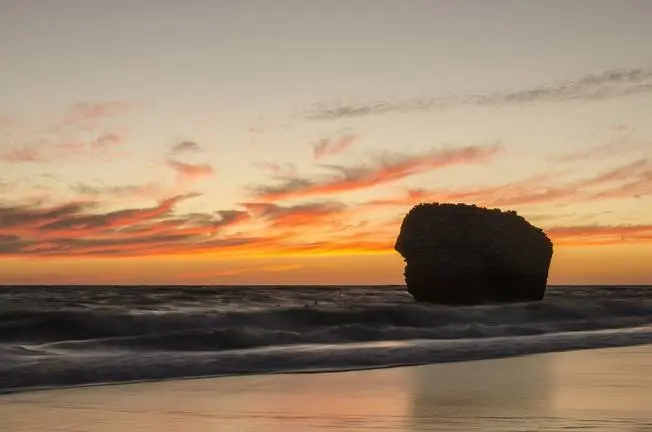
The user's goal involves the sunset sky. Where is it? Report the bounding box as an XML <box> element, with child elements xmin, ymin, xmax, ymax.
<box><xmin>1</xmin><ymin>1</ymin><xmax>651</xmax><ymax>285</ymax></box>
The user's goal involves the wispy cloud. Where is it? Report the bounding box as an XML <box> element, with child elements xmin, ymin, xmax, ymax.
<box><xmin>0</xmin><ymin>102</ymin><xmax>135</xmax><ymax>165</ymax></box>
<box><xmin>3</xmin><ymin>182</ymin><xmax>651</xmax><ymax>259</ymax></box>
<box><xmin>547</xmin><ymin>224</ymin><xmax>652</xmax><ymax>246</ymax></box>
<box><xmin>252</xmin><ymin>143</ymin><xmax>502</xmax><ymax>201</ymax></box>
<box><xmin>61</xmin><ymin>101</ymin><xmax>135</xmax><ymax>127</ymax></box>
<box><xmin>165</xmin><ymin>158</ymin><xmax>215</xmax><ymax>181</ymax></box>
<box><xmin>0</xmin><ymin>194</ymin><xmax>254</xmax><ymax>257</ymax></box>
<box><xmin>253</xmin><ymin>162</ymin><xmax>298</xmax><ymax>178</ymax></box>
<box><xmin>552</xmin><ymin>126</ymin><xmax>648</xmax><ymax>162</ymax></box>
<box><xmin>70</xmin><ymin>182</ymin><xmax>165</xmax><ymax>200</ymax></box>
<box><xmin>0</xmin><ymin>147</ymin><xmax>45</xmax><ymax>163</ymax></box>
<box><xmin>365</xmin><ymin>158</ymin><xmax>651</xmax><ymax>209</ymax></box>
<box><xmin>1</xmin><ymin>132</ymin><xmax>127</xmax><ymax>164</ymax></box>
<box><xmin>241</xmin><ymin>201</ymin><xmax>348</xmax><ymax>229</ymax></box>
<box><xmin>0</xmin><ymin>193</ymin><xmax>394</xmax><ymax>258</ymax></box>
<box><xmin>169</xmin><ymin>140</ymin><xmax>202</xmax><ymax>155</ymax></box>
<box><xmin>313</xmin><ymin>134</ymin><xmax>357</xmax><ymax>160</ymax></box>
<box><xmin>306</xmin><ymin>64</ymin><xmax>652</xmax><ymax>120</ymax></box>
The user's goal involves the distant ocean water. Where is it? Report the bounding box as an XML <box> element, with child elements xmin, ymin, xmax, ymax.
<box><xmin>1</xmin><ymin>285</ymin><xmax>651</xmax><ymax>394</ymax></box>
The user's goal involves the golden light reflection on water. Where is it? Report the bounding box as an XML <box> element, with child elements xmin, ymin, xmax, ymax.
<box><xmin>1</xmin><ymin>346</ymin><xmax>651</xmax><ymax>431</ymax></box>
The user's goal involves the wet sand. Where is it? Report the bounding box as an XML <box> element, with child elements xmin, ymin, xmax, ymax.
<box><xmin>2</xmin><ymin>345</ymin><xmax>651</xmax><ymax>431</ymax></box>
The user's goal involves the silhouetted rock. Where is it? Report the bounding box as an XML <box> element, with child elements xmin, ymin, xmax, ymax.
<box><xmin>394</xmin><ymin>203</ymin><xmax>553</xmax><ymax>305</ymax></box>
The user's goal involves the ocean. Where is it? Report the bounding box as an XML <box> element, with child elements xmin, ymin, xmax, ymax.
<box><xmin>1</xmin><ymin>285</ymin><xmax>651</xmax><ymax>394</ymax></box>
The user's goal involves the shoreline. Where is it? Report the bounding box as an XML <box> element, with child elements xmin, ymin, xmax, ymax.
<box><xmin>3</xmin><ymin>344</ymin><xmax>651</xmax><ymax>431</ymax></box>
<box><xmin>4</xmin><ymin>335</ymin><xmax>652</xmax><ymax>397</ymax></box>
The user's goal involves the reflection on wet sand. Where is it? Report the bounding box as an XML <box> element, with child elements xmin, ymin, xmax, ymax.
<box><xmin>408</xmin><ymin>352</ymin><xmax>553</xmax><ymax>427</ymax></box>
<box><xmin>409</xmin><ymin>346</ymin><xmax>652</xmax><ymax>430</ymax></box>
<box><xmin>1</xmin><ymin>368</ymin><xmax>412</xmax><ymax>432</ymax></box>
<box><xmin>1</xmin><ymin>346</ymin><xmax>651</xmax><ymax>431</ymax></box>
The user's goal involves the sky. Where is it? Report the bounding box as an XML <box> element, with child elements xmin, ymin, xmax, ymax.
<box><xmin>0</xmin><ymin>0</ymin><xmax>651</xmax><ymax>285</ymax></box>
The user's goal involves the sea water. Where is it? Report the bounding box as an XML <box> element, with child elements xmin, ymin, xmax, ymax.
<box><xmin>1</xmin><ymin>285</ymin><xmax>651</xmax><ymax>393</ymax></box>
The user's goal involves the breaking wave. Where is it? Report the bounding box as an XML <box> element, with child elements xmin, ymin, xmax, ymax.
<box><xmin>0</xmin><ymin>285</ymin><xmax>651</xmax><ymax>393</ymax></box>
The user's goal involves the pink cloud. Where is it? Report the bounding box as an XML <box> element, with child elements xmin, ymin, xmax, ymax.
<box><xmin>62</xmin><ymin>101</ymin><xmax>135</xmax><ymax>126</ymax></box>
<box><xmin>253</xmin><ymin>143</ymin><xmax>503</xmax><ymax>201</ymax></box>
<box><xmin>0</xmin><ymin>146</ymin><xmax>47</xmax><ymax>163</ymax></box>
<box><xmin>166</xmin><ymin>158</ymin><xmax>215</xmax><ymax>180</ymax></box>
<box><xmin>0</xmin><ymin>132</ymin><xmax>129</xmax><ymax>164</ymax></box>
<box><xmin>364</xmin><ymin>158</ymin><xmax>651</xmax><ymax>209</ymax></box>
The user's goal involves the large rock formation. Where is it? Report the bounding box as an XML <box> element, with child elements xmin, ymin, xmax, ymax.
<box><xmin>394</xmin><ymin>203</ymin><xmax>553</xmax><ymax>305</ymax></box>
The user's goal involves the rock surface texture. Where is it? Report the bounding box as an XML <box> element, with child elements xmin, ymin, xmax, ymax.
<box><xmin>394</xmin><ymin>203</ymin><xmax>553</xmax><ymax>305</ymax></box>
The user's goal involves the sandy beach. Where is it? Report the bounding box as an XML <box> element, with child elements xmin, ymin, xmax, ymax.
<box><xmin>2</xmin><ymin>345</ymin><xmax>651</xmax><ymax>432</ymax></box>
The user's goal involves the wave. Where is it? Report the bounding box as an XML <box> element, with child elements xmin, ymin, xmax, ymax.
<box><xmin>1</xmin><ymin>295</ymin><xmax>651</xmax><ymax>346</ymax></box>
<box><xmin>1</xmin><ymin>285</ymin><xmax>651</xmax><ymax>394</ymax></box>
<box><xmin>2</xmin><ymin>325</ymin><xmax>652</xmax><ymax>395</ymax></box>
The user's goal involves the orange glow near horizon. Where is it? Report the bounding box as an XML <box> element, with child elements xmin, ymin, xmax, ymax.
<box><xmin>1</xmin><ymin>182</ymin><xmax>652</xmax><ymax>284</ymax></box>
<box><xmin>2</xmin><ymin>242</ymin><xmax>651</xmax><ymax>286</ymax></box>
<box><xmin>2</xmin><ymin>3</ymin><xmax>652</xmax><ymax>285</ymax></box>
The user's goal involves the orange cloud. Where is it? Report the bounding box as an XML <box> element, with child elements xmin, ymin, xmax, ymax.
<box><xmin>0</xmin><ymin>188</ymin><xmax>399</xmax><ymax>259</ymax></box>
<box><xmin>253</xmin><ymin>143</ymin><xmax>502</xmax><ymax>201</ymax></box>
<box><xmin>0</xmin><ymin>195</ymin><xmax>259</xmax><ymax>258</ymax></box>
<box><xmin>313</xmin><ymin>134</ymin><xmax>357</xmax><ymax>160</ymax></box>
<box><xmin>2</xmin><ymin>187</ymin><xmax>651</xmax><ymax>261</ymax></box>
<box><xmin>241</xmin><ymin>201</ymin><xmax>348</xmax><ymax>229</ymax></box>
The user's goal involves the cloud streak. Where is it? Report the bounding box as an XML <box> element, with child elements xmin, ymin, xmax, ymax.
<box><xmin>0</xmin><ymin>195</ymin><xmax>254</xmax><ymax>257</ymax></box>
<box><xmin>364</xmin><ymin>158</ymin><xmax>651</xmax><ymax>209</ymax></box>
<box><xmin>0</xmin><ymin>102</ymin><xmax>135</xmax><ymax>166</ymax></box>
<box><xmin>70</xmin><ymin>182</ymin><xmax>165</xmax><ymax>200</ymax></box>
<box><xmin>0</xmin><ymin>132</ymin><xmax>127</xmax><ymax>164</ymax></box>
<box><xmin>313</xmin><ymin>134</ymin><xmax>357</xmax><ymax>160</ymax></box>
<box><xmin>2</xmin><ymin>184</ymin><xmax>651</xmax><ymax>260</ymax></box>
<box><xmin>165</xmin><ymin>158</ymin><xmax>215</xmax><ymax>181</ymax></box>
<box><xmin>547</xmin><ymin>224</ymin><xmax>652</xmax><ymax>246</ymax></box>
<box><xmin>552</xmin><ymin>126</ymin><xmax>648</xmax><ymax>163</ymax></box>
<box><xmin>169</xmin><ymin>140</ymin><xmax>202</xmax><ymax>155</ymax></box>
<box><xmin>241</xmin><ymin>201</ymin><xmax>349</xmax><ymax>229</ymax></box>
<box><xmin>252</xmin><ymin>143</ymin><xmax>502</xmax><ymax>201</ymax></box>
<box><xmin>0</xmin><ymin>190</ymin><xmax>399</xmax><ymax>259</ymax></box>
<box><xmin>62</xmin><ymin>101</ymin><xmax>135</xmax><ymax>127</ymax></box>
<box><xmin>306</xmin><ymin>64</ymin><xmax>652</xmax><ymax>120</ymax></box>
